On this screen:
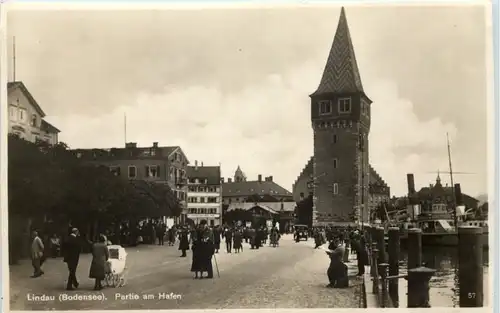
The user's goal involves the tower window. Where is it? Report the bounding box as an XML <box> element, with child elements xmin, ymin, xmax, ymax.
<box><xmin>319</xmin><ymin>100</ymin><xmax>332</xmax><ymax>115</ymax></box>
<box><xmin>332</xmin><ymin>134</ymin><xmax>338</xmax><ymax>144</ymax></box>
<box><xmin>333</xmin><ymin>158</ymin><xmax>338</xmax><ymax>169</ymax></box>
<box><xmin>338</xmin><ymin>98</ymin><xmax>351</xmax><ymax>113</ymax></box>
<box><xmin>333</xmin><ymin>183</ymin><xmax>339</xmax><ymax>195</ymax></box>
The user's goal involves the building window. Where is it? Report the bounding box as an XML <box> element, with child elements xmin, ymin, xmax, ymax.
<box><xmin>9</xmin><ymin>106</ymin><xmax>17</xmax><ymax>120</ymax></box>
<box><xmin>195</xmin><ymin>178</ymin><xmax>199</xmax><ymax>184</ymax></box>
<box><xmin>145</xmin><ymin>165</ymin><xmax>160</xmax><ymax>178</ymax></box>
<box><xmin>208</xmin><ymin>197</ymin><xmax>218</xmax><ymax>203</ymax></box>
<box><xmin>319</xmin><ymin>100</ymin><xmax>332</xmax><ymax>115</ymax></box>
<box><xmin>151</xmin><ymin>149</ymin><xmax>156</xmax><ymax>156</ymax></box>
<box><xmin>110</xmin><ymin>166</ymin><xmax>121</xmax><ymax>176</ymax></box>
<box><xmin>200</xmin><ymin>197</ymin><xmax>206</xmax><ymax>203</ymax></box>
<box><xmin>338</xmin><ymin>98</ymin><xmax>351</xmax><ymax>113</ymax></box>
<box><xmin>332</xmin><ymin>134</ymin><xmax>337</xmax><ymax>144</ymax></box>
<box><xmin>333</xmin><ymin>158</ymin><xmax>338</xmax><ymax>169</ymax></box>
<box><xmin>128</xmin><ymin>166</ymin><xmax>137</xmax><ymax>178</ymax></box>
<box><xmin>19</xmin><ymin>108</ymin><xmax>27</xmax><ymax>122</ymax></box>
<box><xmin>199</xmin><ymin>186</ymin><xmax>206</xmax><ymax>192</ymax></box>
<box><xmin>333</xmin><ymin>183</ymin><xmax>339</xmax><ymax>195</ymax></box>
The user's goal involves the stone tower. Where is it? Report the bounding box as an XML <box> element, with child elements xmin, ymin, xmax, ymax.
<box><xmin>310</xmin><ymin>7</ymin><xmax>371</xmax><ymax>225</ymax></box>
<box><xmin>234</xmin><ymin>165</ymin><xmax>247</xmax><ymax>182</ymax></box>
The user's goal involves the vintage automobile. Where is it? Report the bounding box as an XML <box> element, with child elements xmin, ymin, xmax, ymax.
<box><xmin>294</xmin><ymin>224</ymin><xmax>309</xmax><ymax>242</ymax></box>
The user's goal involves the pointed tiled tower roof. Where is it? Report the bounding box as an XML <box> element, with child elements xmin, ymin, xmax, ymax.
<box><xmin>311</xmin><ymin>7</ymin><xmax>364</xmax><ymax>96</ymax></box>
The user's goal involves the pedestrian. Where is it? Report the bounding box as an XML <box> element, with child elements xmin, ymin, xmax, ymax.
<box><xmin>156</xmin><ymin>223</ymin><xmax>164</xmax><ymax>246</ymax></box>
<box><xmin>352</xmin><ymin>234</ymin><xmax>369</xmax><ymax>276</ymax></box>
<box><xmin>197</xmin><ymin>220</ymin><xmax>215</xmax><ymax>279</ymax></box>
<box><xmin>213</xmin><ymin>226</ymin><xmax>221</xmax><ymax>253</ymax></box>
<box><xmin>168</xmin><ymin>226</ymin><xmax>176</xmax><ymax>246</ymax></box>
<box><xmin>190</xmin><ymin>227</ymin><xmax>202</xmax><ymax>279</ymax></box>
<box><xmin>89</xmin><ymin>234</ymin><xmax>109</xmax><ymax>290</ymax></box>
<box><xmin>224</xmin><ymin>228</ymin><xmax>233</xmax><ymax>253</ymax></box>
<box><xmin>63</xmin><ymin>228</ymin><xmax>81</xmax><ymax>290</ymax></box>
<box><xmin>233</xmin><ymin>229</ymin><xmax>243</xmax><ymax>253</ymax></box>
<box><xmin>314</xmin><ymin>230</ymin><xmax>322</xmax><ymax>249</ymax></box>
<box><xmin>326</xmin><ymin>238</ymin><xmax>348</xmax><ymax>288</ymax></box>
<box><xmin>178</xmin><ymin>227</ymin><xmax>189</xmax><ymax>257</ymax></box>
<box><xmin>49</xmin><ymin>234</ymin><xmax>61</xmax><ymax>258</ymax></box>
<box><xmin>30</xmin><ymin>231</ymin><xmax>45</xmax><ymax>278</ymax></box>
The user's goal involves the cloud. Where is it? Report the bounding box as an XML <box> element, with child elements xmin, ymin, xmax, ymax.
<box><xmin>369</xmin><ymin>80</ymin><xmax>458</xmax><ymax>195</ymax></box>
<box><xmin>49</xmin><ymin>60</ymin><xmax>458</xmax><ymax>197</ymax></box>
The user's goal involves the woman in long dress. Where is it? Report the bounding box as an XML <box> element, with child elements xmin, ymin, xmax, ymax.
<box><xmin>190</xmin><ymin>227</ymin><xmax>202</xmax><ymax>278</ymax></box>
<box><xmin>233</xmin><ymin>229</ymin><xmax>243</xmax><ymax>253</ymax></box>
<box><xmin>89</xmin><ymin>234</ymin><xmax>109</xmax><ymax>290</ymax></box>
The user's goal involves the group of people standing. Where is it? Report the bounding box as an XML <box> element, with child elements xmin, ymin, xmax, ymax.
<box><xmin>30</xmin><ymin>227</ymin><xmax>113</xmax><ymax>291</ymax></box>
<box><xmin>310</xmin><ymin>226</ymin><xmax>369</xmax><ymax>288</ymax></box>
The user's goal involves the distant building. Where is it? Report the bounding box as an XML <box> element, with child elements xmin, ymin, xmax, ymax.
<box><xmin>222</xmin><ymin>167</ymin><xmax>295</xmax><ymax>229</ymax></box>
<box><xmin>293</xmin><ymin>157</ymin><xmax>390</xmax><ymax>224</ymax></box>
<box><xmin>8</xmin><ymin>81</ymin><xmax>60</xmax><ymax>145</ymax></box>
<box><xmin>416</xmin><ymin>173</ymin><xmax>479</xmax><ymax>213</ymax></box>
<box><xmin>186</xmin><ymin>161</ymin><xmax>222</xmax><ymax>226</ymax></box>
<box><xmin>72</xmin><ymin>142</ymin><xmax>189</xmax><ymax>222</ymax></box>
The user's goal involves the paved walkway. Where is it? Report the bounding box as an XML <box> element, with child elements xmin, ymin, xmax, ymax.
<box><xmin>9</xmin><ymin>235</ymin><xmax>363</xmax><ymax>310</ymax></box>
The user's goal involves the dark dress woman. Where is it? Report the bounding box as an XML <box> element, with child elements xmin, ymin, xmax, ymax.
<box><xmin>213</xmin><ymin>228</ymin><xmax>221</xmax><ymax>253</ymax></box>
<box><xmin>190</xmin><ymin>228</ymin><xmax>202</xmax><ymax>278</ymax></box>
<box><xmin>178</xmin><ymin>228</ymin><xmax>190</xmax><ymax>257</ymax></box>
<box><xmin>233</xmin><ymin>230</ymin><xmax>243</xmax><ymax>253</ymax></box>
<box><xmin>89</xmin><ymin>235</ymin><xmax>109</xmax><ymax>290</ymax></box>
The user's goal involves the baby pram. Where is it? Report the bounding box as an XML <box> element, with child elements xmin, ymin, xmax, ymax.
<box><xmin>104</xmin><ymin>245</ymin><xmax>128</xmax><ymax>287</ymax></box>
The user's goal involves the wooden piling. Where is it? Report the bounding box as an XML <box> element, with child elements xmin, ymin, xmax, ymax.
<box><xmin>388</xmin><ymin>227</ymin><xmax>400</xmax><ymax>307</ymax></box>
<box><xmin>370</xmin><ymin>242</ymin><xmax>377</xmax><ymax>277</ymax></box>
<box><xmin>379</xmin><ymin>263</ymin><xmax>389</xmax><ymax>308</ymax></box>
<box><xmin>375</xmin><ymin>227</ymin><xmax>387</xmax><ymax>264</ymax></box>
<box><xmin>458</xmin><ymin>226</ymin><xmax>483</xmax><ymax>307</ymax></box>
<box><xmin>371</xmin><ymin>248</ymin><xmax>379</xmax><ymax>294</ymax></box>
<box><xmin>407</xmin><ymin>266</ymin><xmax>435</xmax><ymax>307</ymax></box>
<box><xmin>407</xmin><ymin>228</ymin><xmax>422</xmax><ymax>269</ymax></box>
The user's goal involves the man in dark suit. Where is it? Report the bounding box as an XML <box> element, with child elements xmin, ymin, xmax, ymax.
<box><xmin>63</xmin><ymin>228</ymin><xmax>81</xmax><ymax>290</ymax></box>
<box><xmin>224</xmin><ymin>228</ymin><xmax>233</xmax><ymax>253</ymax></box>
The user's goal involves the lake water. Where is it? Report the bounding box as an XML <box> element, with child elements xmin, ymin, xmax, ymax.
<box><xmin>395</xmin><ymin>247</ymin><xmax>490</xmax><ymax>308</ymax></box>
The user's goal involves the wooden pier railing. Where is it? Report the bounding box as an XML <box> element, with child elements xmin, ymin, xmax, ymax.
<box><xmin>362</xmin><ymin>225</ymin><xmax>484</xmax><ymax>308</ymax></box>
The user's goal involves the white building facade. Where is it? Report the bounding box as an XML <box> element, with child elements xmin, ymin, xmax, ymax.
<box><xmin>187</xmin><ymin>162</ymin><xmax>222</xmax><ymax>226</ymax></box>
<box><xmin>8</xmin><ymin>81</ymin><xmax>60</xmax><ymax>145</ymax></box>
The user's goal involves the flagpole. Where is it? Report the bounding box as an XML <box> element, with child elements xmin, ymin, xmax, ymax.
<box><xmin>124</xmin><ymin>113</ymin><xmax>127</xmax><ymax>147</ymax></box>
<box><xmin>12</xmin><ymin>36</ymin><xmax>16</xmax><ymax>82</ymax></box>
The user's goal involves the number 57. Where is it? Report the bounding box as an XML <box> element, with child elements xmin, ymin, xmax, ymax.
<box><xmin>468</xmin><ymin>293</ymin><xmax>476</xmax><ymax>299</ymax></box>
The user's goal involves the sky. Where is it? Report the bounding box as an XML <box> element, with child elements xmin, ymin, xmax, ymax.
<box><xmin>6</xmin><ymin>4</ymin><xmax>491</xmax><ymax>197</ymax></box>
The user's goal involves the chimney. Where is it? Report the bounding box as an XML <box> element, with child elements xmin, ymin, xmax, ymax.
<box><xmin>269</xmin><ymin>176</ymin><xmax>273</xmax><ymax>182</ymax></box>
<box><xmin>454</xmin><ymin>183</ymin><xmax>463</xmax><ymax>206</ymax></box>
<box><xmin>258</xmin><ymin>174</ymin><xmax>262</xmax><ymax>182</ymax></box>
<box><xmin>228</xmin><ymin>178</ymin><xmax>232</xmax><ymax>183</ymax></box>
<box><xmin>220</xmin><ymin>177</ymin><xmax>224</xmax><ymax>183</ymax></box>
<box><xmin>195</xmin><ymin>160</ymin><xmax>198</xmax><ymax>170</ymax></box>
<box><xmin>153</xmin><ymin>142</ymin><xmax>158</xmax><ymax>148</ymax></box>
<box><xmin>201</xmin><ymin>161</ymin><xmax>204</xmax><ymax>167</ymax></box>
<box><xmin>406</xmin><ymin>174</ymin><xmax>415</xmax><ymax>195</ymax></box>
<box><xmin>126</xmin><ymin>142</ymin><xmax>137</xmax><ymax>148</ymax></box>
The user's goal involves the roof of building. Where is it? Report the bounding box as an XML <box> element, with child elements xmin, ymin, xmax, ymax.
<box><xmin>72</xmin><ymin>145</ymin><xmax>187</xmax><ymax>162</ymax></box>
<box><xmin>41</xmin><ymin>119</ymin><xmax>61</xmax><ymax>133</ymax></box>
<box><xmin>311</xmin><ymin>7</ymin><xmax>365</xmax><ymax>96</ymax></box>
<box><xmin>8</xmin><ymin>81</ymin><xmax>46</xmax><ymax>117</ymax></box>
<box><xmin>187</xmin><ymin>166</ymin><xmax>221</xmax><ymax>185</ymax></box>
<box><xmin>222</xmin><ymin>180</ymin><xmax>293</xmax><ymax>198</ymax></box>
<box><xmin>369</xmin><ymin>165</ymin><xmax>388</xmax><ymax>186</ymax></box>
